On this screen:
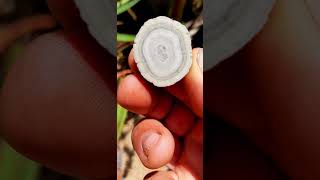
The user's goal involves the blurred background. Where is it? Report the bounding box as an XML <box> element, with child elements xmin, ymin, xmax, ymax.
<box><xmin>116</xmin><ymin>0</ymin><xmax>203</xmax><ymax>179</ymax></box>
<box><xmin>0</xmin><ymin>0</ymin><xmax>76</xmax><ymax>179</ymax></box>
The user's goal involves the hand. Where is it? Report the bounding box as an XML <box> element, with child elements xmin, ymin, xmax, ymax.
<box><xmin>118</xmin><ymin>48</ymin><xmax>203</xmax><ymax>179</ymax></box>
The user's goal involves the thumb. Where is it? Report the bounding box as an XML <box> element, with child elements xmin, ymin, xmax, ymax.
<box><xmin>165</xmin><ymin>48</ymin><xmax>203</xmax><ymax>118</ymax></box>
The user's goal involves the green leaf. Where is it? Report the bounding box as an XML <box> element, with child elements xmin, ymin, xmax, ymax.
<box><xmin>117</xmin><ymin>0</ymin><xmax>142</xmax><ymax>15</ymax></box>
<box><xmin>0</xmin><ymin>142</ymin><xmax>39</xmax><ymax>180</ymax></box>
<box><xmin>117</xmin><ymin>104</ymin><xmax>128</xmax><ymax>140</ymax></box>
<box><xmin>117</xmin><ymin>33</ymin><xmax>135</xmax><ymax>42</ymax></box>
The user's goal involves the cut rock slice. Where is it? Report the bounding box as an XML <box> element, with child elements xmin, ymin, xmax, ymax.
<box><xmin>74</xmin><ymin>0</ymin><xmax>116</xmax><ymax>56</ymax></box>
<box><xmin>204</xmin><ymin>0</ymin><xmax>275</xmax><ymax>71</ymax></box>
<box><xmin>134</xmin><ymin>16</ymin><xmax>192</xmax><ymax>87</ymax></box>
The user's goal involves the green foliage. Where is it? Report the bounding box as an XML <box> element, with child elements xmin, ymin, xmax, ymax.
<box><xmin>117</xmin><ymin>104</ymin><xmax>128</xmax><ymax>140</ymax></box>
<box><xmin>117</xmin><ymin>0</ymin><xmax>142</xmax><ymax>15</ymax></box>
<box><xmin>0</xmin><ymin>142</ymin><xmax>39</xmax><ymax>180</ymax></box>
<box><xmin>117</xmin><ymin>33</ymin><xmax>135</xmax><ymax>42</ymax></box>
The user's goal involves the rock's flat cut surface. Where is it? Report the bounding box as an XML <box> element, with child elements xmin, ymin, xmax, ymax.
<box><xmin>134</xmin><ymin>16</ymin><xmax>192</xmax><ymax>87</ymax></box>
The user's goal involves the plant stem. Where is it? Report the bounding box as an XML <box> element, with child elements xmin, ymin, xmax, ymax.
<box><xmin>0</xmin><ymin>142</ymin><xmax>39</xmax><ymax>180</ymax></box>
<box><xmin>117</xmin><ymin>33</ymin><xmax>135</xmax><ymax>42</ymax></box>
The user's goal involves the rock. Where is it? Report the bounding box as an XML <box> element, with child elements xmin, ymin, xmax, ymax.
<box><xmin>134</xmin><ymin>16</ymin><xmax>192</xmax><ymax>87</ymax></box>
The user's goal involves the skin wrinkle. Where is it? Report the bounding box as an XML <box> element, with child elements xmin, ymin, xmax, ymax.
<box><xmin>147</xmin><ymin>92</ymin><xmax>173</xmax><ymax>119</ymax></box>
<box><xmin>146</xmin><ymin>90</ymin><xmax>162</xmax><ymax>116</ymax></box>
<box><xmin>165</xmin><ymin>102</ymin><xmax>196</xmax><ymax>136</ymax></box>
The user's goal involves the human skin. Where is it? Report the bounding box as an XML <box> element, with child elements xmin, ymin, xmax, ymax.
<box><xmin>0</xmin><ymin>0</ymin><xmax>320</xmax><ymax>179</ymax></box>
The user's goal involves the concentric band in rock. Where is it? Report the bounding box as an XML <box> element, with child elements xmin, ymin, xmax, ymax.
<box><xmin>134</xmin><ymin>16</ymin><xmax>192</xmax><ymax>87</ymax></box>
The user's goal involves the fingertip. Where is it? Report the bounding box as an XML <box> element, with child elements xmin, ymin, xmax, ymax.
<box><xmin>117</xmin><ymin>74</ymin><xmax>155</xmax><ymax>115</ymax></box>
<box><xmin>132</xmin><ymin>119</ymin><xmax>175</xmax><ymax>169</ymax></box>
<box><xmin>117</xmin><ymin>74</ymin><xmax>173</xmax><ymax>119</ymax></box>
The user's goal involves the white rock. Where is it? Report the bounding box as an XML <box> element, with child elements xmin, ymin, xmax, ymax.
<box><xmin>73</xmin><ymin>0</ymin><xmax>116</xmax><ymax>56</ymax></box>
<box><xmin>134</xmin><ymin>16</ymin><xmax>192</xmax><ymax>87</ymax></box>
<box><xmin>204</xmin><ymin>0</ymin><xmax>275</xmax><ymax>71</ymax></box>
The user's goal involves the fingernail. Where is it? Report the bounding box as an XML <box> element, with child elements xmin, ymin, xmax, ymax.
<box><xmin>197</xmin><ymin>48</ymin><xmax>203</xmax><ymax>72</ymax></box>
<box><xmin>144</xmin><ymin>171</ymin><xmax>159</xmax><ymax>180</ymax></box>
<box><xmin>142</xmin><ymin>132</ymin><xmax>160</xmax><ymax>157</ymax></box>
<box><xmin>144</xmin><ymin>171</ymin><xmax>178</xmax><ymax>180</ymax></box>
